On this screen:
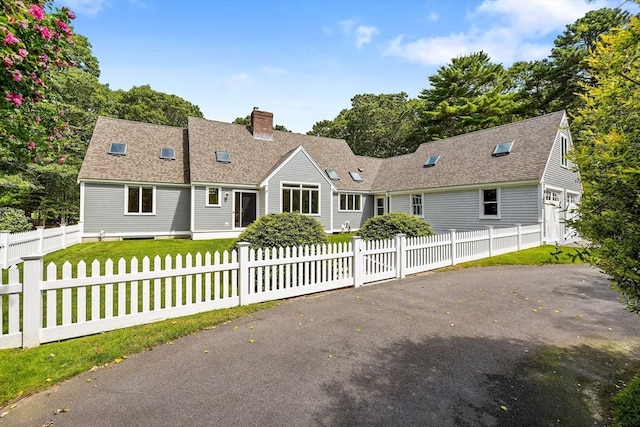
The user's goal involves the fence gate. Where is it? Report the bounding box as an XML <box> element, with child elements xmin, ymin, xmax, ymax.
<box><xmin>361</xmin><ymin>238</ymin><xmax>397</xmax><ymax>283</ymax></box>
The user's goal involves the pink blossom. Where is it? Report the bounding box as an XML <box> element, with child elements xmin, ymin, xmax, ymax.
<box><xmin>18</xmin><ymin>48</ymin><xmax>28</xmax><ymax>57</ymax></box>
<box><xmin>65</xmin><ymin>8</ymin><xmax>76</xmax><ymax>20</ymax></box>
<box><xmin>5</xmin><ymin>93</ymin><xmax>23</xmax><ymax>108</ymax></box>
<box><xmin>4</xmin><ymin>57</ymin><xmax>14</xmax><ymax>67</ymax></box>
<box><xmin>12</xmin><ymin>70</ymin><xmax>22</xmax><ymax>82</ymax></box>
<box><xmin>35</xmin><ymin>116</ymin><xmax>41</xmax><ymax>124</ymax></box>
<box><xmin>3</xmin><ymin>33</ymin><xmax>19</xmax><ymax>45</ymax></box>
<box><xmin>37</xmin><ymin>26</ymin><xmax>52</xmax><ymax>41</ymax></box>
<box><xmin>28</xmin><ymin>4</ymin><xmax>45</xmax><ymax>20</ymax></box>
<box><xmin>58</xmin><ymin>156</ymin><xmax>66</xmax><ymax>164</ymax></box>
<box><xmin>56</xmin><ymin>20</ymin><xmax>72</xmax><ymax>35</ymax></box>
<box><xmin>27</xmin><ymin>141</ymin><xmax>35</xmax><ymax>150</ymax></box>
<box><xmin>48</xmin><ymin>135</ymin><xmax>54</xmax><ymax>141</ymax></box>
<box><xmin>39</xmin><ymin>53</ymin><xmax>49</xmax><ymax>63</ymax></box>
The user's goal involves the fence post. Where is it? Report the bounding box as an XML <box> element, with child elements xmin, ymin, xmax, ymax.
<box><xmin>486</xmin><ymin>226</ymin><xmax>494</xmax><ymax>257</ymax></box>
<box><xmin>237</xmin><ymin>242</ymin><xmax>250</xmax><ymax>306</ymax></box>
<box><xmin>0</xmin><ymin>230</ymin><xmax>9</xmax><ymax>269</ymax></box>
<box><xmin>60</xmin><ymin>223</ymin><xmax>67</xmax><ymax>249</ymax></box>
<box><xmin>515</xmin><ymin>224</ymin><xmax>522</xmax><ymax>251</ymax></box>
<box><xmin>352</xmin><ymin>236</ymin><xmax>363</xmax><ymax>287</ymax></box>
<box><xmin>22</xmin><ymin>254</ymin><xmax>44</xmax><ymax>348</ymax></box>
<box><xmin>538</xmin><ymin>221</ymin><xmax>544</xmax><ymax>246</ymax></box>
<box><xmin>36</xmin><ymin>226</ymin><xmax>44</xmax><ymax>254</ymax></box>
<box><xmin>449</xmin><ymin>229</ymin><xmax>457</xmax><ymax>265</ymax></box>
<box><xmin>395</xmin><ymin>234</ymin><xmax>406</xmax><ymax>279</ymax></box>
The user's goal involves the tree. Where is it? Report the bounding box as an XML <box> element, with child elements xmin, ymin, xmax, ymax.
<box><xmin>112</xmin><ymin>85</ymin><xmax>203</xmax><ymax>127</ymax></box>
<box><xmin>571</xmin><ymin>13</ymin><xmax>640</xmax><ymax>313</ymax></box>
<box><xmin>309</xmin><ymin>93</ymin><xmax>425</xmax><ymax>158</ymax></box>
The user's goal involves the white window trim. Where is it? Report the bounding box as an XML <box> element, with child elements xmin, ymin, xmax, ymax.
<box><xmin>338</xmin><ymin>193</ymin><xmax>362</xmax><ymax>212</ymax></box>
<box><xmin>479</xmin><ymin>188</ymin><xmax>501</xmax><ymax>219</ymax></box>
<box><xmin>561</xmin><ymin>135</ymin><xmax>570</xmax><ymax>169</ymax></box>
<box><xmin>205</xmin><ymin>186</ymin><xmax>222</xmax><ymax>207</ymax></box>
<box><xmin>124</xmin><ymin>185</ymin><xmax>156</xmax><ymax>216</ymax></box>
<box><xmin>411</xmin><ymin>194</ymin><xmax>423</xmax><ymax>217</ymax></box>
<box><xmin>281</xmin><ymin>182</ymin><xmax>321</xmax><ymax>216</ymax></box>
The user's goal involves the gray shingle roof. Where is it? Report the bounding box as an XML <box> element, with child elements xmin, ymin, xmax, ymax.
<box><xmin>78</xmin><ymin>117</ymin><xmax>189</xmax><ymax>184</ymax></box>
<box><xmin>79</xmin><ymin>110</ymin><xmax>566</xmax><ymax>193</ymax></box>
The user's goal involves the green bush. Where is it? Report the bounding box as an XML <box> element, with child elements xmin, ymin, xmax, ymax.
<box><xmin>0</xmin><ymin>207</ymin><xmax>32</xmax><ymax>233</ymax></box>
<box><xmin>615</xmin><ymin>374</ymin><xmax>640</xmax><ymax>427</ymax></box>
<box><xmin>230</xmin><ymin>212</ymin><xmax>328</xmax><ymax>250</ymax></box>
<box><xmin>357</xmin><ymin>212</ymin><xmax>434</xmax><ymax>241</ymax></box>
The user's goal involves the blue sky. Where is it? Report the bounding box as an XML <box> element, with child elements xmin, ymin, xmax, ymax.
<box><xmin>56</xmin><ymin>0</ymin><xmax>636</xmax><ymax>133</ymax></box>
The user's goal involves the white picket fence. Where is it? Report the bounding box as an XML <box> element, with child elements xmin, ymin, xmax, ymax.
<box><xmin>0</xmin><ymin>223</ymin><xmax>83</xmax><ymax>269</ymax></box>
<box><xmin>0</xmin><ymin>224</ymin><xmax>542</xmax><ymax>349</ymax></box>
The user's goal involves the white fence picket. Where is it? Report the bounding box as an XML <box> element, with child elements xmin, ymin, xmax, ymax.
<box><xmin>0</xmin><ymin>223</ymin><xmax>82</xmax><ymax>269</ymax></box>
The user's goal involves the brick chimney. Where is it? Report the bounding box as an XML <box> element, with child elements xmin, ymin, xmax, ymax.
<box><xmin>251</xmin><ymin>107</ymin><xmax>274</xmax><ymax>140</ymax></box>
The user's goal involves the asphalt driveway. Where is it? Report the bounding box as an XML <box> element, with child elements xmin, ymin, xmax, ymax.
<box><xmin>3</xmin><ymin>264</ymin><xmax>640</xmax><ymax>426</ymax></box>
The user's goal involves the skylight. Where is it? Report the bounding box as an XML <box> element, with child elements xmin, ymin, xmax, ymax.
<box><xmin>349</xmin><ymin>171</ymin><xmax>363</xmax><ymax>182</ymax></box>
<box><xmin>492</xmin><ymin>141</ymin><xmax>514</xmax><ymax>157</ymax></box>
<box><xmin>108</xmin><ymin>142</ymin><xmax>127</xmax><ymax>156</ymax></box>
<box><xmin>423</xmin><ymin>154</ymin><xmax>440</xmax><ymax>168</ymax></box>
<box><xmin>326</xmin><ymin>169</ymin><xmax>340</xmax><ymax>180</ymax></box>
<box><xmin>215</xmin><ymin>151</ymin><xmax>231</xmax><ymax>163</ymax></box>
<box><xmin>159</xmin><ymin>148</ymin><xmax>175</xmax><ymax>160</ymax></box>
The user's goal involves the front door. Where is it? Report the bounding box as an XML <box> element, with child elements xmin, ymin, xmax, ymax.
<box><xmin>375</xmin><ymin>196</ymin><xmax>386</xmax><ymax>216</ymax></box>
<box><xmin>234</xmin><ymin>192</ymin><xmax>257</xmax><ymax>228</ymax></box>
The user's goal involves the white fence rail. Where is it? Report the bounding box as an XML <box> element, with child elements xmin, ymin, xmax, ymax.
<box><xmin>0</xmin><ymin>224</ymin><xmax>542</xmax><ymax>349</ymax></box>
<box><xmin>0</xmin><ymin>223</ymin><xmax>83</xmax><ymax>269</ymax></box>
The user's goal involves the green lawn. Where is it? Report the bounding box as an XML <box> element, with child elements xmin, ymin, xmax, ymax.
<box><xmin>0</xmin><ymin>239</ymin><xmax>580</xmax><ymax>409</ymax></box>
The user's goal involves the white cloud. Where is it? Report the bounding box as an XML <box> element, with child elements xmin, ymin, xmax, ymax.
<box><xmin>57</xmin><ymin>0</ymin><xmax>110</xmax><ymax>17</ymax></box>
<box><xmin>355</xmin><ymin>25</ymin><xmax>379</xmax><ymax>49</ymax></box>
<box><xmin>262</xmin><ymin>66</ymin><xmax>286</xmax><ymax>76</ymax></box>
<box><xmin>228</xmin><ymin>73</ymin><xmax>251</xmax><ymax>90</ymax></box>
<box><xmin>383</xmin><ymin>0</ymin><xmax>621</xmax><ymax>67</ymax></box>
<box><xmin>429</xmin><ymin>12</ymin><xmax>439</xmax><ymax>22</ymax></box>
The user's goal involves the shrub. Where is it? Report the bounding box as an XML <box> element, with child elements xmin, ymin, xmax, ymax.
<box><xmin>358</xmin><ymin>212</ymin><xmax>434</xmax><ymax>241</ymax></box>
<box><xmin>230</xmin><ymin>212</ymin><xmax>328</xmax><ymax>250</ymax></box>
<box><xmin>0</xmin><ymin>207</ymin><xmax>32</xmax><ymax>233</ymax></box>
<box><xmin>615</xmin><ymin>374</ymin><xmax>640</xmax><ymax>427</ymax></box>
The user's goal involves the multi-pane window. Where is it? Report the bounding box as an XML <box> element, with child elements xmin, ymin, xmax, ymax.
<box><xmin>206</xmin><ymin>187</ymin><xmax>220</xmax><ymax>206</ymax></box>
<box><xmin>411</xmin><ymin>194</ymin><xmax>423</xmax><ymax>216</ymax></box>
<box><xmin>339</xmin><ymin>194</ymin><xmax>361</xmax><ymax>211</ymax></box>
<box><xmin>482</xmin><ymin>189</ymin><xmax>498</xmax><ymax>216</ymax></box>
<box><xmin>282</xmin><ymin>183</ymin><xmax>319</xmax><ymax>214</ymax></box>
<box><xmin>127</xmin><ymin>185</ymin><xmax>154</xmax><ymax>214</ymax></box>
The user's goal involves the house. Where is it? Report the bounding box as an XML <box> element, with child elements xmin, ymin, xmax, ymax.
<box><xmin>78</xmin><ymin>109</ymin><xmax>581</xmax><ymax>243</ymax></box>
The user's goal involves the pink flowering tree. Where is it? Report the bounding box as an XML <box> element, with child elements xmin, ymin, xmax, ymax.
<box><xmin>0</xmin><ymin>0</ymin><xmax>75</xmax><ymax>165</ymax></box>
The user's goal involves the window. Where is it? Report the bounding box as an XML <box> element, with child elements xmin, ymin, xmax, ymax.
<box><xmin>423</xmin><ymin>154</ymin><xmax>440</xmax><ymax>167</ymax></box>
<box><xmin>326</xmin><ymin>169</ymin><xmax>340</xmax><ymax>180</ymax></box>
<box><xmin>215</xmin><ymin>151</ymin><xmax>231</xmax><ymax>163</ymax></box>
<box><xmin>160</xmin><ymin>148</ymin><xmax>175</xmax><ymax>160</ymax></box>
<box><xmin>411</xmin><ymin>194</ymin><xmax>423</xmax><ymax>216</ymax></box>
<box><xmin>492</xmin><ymin>141</ymin><xmax>514</xmax><ymax>157</ymax></box>
<box><xmin>349</xmin><ymin>171</ymin><xmax>363</xmax><ymax>182</ymax></box>
<box><xmin>481</xmin><ymin>189</ymin><xmax>499</xmax><ymax>217</ymax></box>
<box><xmin>561</xmin><ymin>136</ymin><xmax>569</xmax><ymax>167</ymax></box>
<box><xmin>108</xmin><ymin>142</ymin><xmax>127</xmax><ymax>156</ymax></box>
<box><xmin>206</xmin><ymin>187</ymin><xmax>221</xmax><ymax>206</ymax></box>
<box><xmin>339</xmin><ymin>194</ymin><xmax>361</xmax><ymax>211</ymax></box>
<box><xmin>126</xmin><ymin>185</ymin><xmax>154</xmax><ymax>214</ymax></box>
<box><xmin>282</xmin><ymin>183</ymin><xmax>319</xmax><ymax>214</ymax></box>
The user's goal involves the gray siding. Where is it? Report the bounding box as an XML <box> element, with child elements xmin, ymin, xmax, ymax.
<box><xmin>333</xmin><ymin>193</ymin><xmax>374</xmax><ymax>231</ymax></box>
<box><xmin>390</xmin><ymin>194</ymin><xmax>411</xmax><ymax>215</ymax></box>
<box><xmin>192</xmin><ymin>186</ymin><xmax>235</xmax><ymax>231</ymax></box>
<box><xmin>420</xmin><ymin>186</ymin><xmax>540</xmax><ymax>233</ymax></box>
<box><xmin>542</xmin><ymin>127</ymin><xmax>582</xmax><ymax>193</ymax></box>
<box><xmin>265</xmin><ymin>150</ymin><xmax>333</xmax><ymax>230</ymax></box>
<box><xmin>83</xmin><ymin>183</ymin><xmax>190</xmax><ymax>235</ymax></box>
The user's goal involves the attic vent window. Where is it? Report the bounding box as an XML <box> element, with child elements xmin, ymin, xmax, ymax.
<box><xmin>423</xmin><ymin>154</ymin><xmax>440</xmax><ymax>167</ymax></box>
<box><xmin>492</xmin><ymin>141</ymin><xmax>514</xmax><ymax>157</ymax></box>
<box><xmin>349</xmin><ymin>171</ymin><xmax>363</xmax><ymax>182</ymax></box>
<box><xmin>215</xmin><ymin>151</ymin><xmax>231</xmax><ymax>163</ymax></box>
<box><xmin>159</xmin><ymin>148</ymin><xmax>175</xmax><ymax>160</ymax></box>
<box><xmin>108</xmin><ymin>142</ymin><xmax>127</xmax><ymax>156</ymax></box>
<box><xmin>326</xmin><ymin>169</ymin><xmax>340</xmax><ymax>180</ymax></box>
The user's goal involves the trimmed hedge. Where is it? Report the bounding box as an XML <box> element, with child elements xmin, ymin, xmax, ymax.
<box><xmin>230</xmin><ymin>212</ymin><xmax>328</xmax><ymax>250</ymax></box>
<box><xmin>357</xmin><ymin>212</ymin><xmax>434</xmax><ymax>241</ymax></box>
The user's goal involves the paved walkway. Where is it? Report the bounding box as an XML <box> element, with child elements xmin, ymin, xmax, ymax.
<box><xmin>3</xmin><ymin>265</ymin><xmax>640</xmax><ymax>426</ymax></box>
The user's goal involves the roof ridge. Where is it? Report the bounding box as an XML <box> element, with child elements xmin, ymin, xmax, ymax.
<box><xmin>98</xmin><ymin>115</ymin><xmax>185</xmax><ymax>130</ymax></box>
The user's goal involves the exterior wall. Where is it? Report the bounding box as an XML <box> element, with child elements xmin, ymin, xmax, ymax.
<box><xmin>416</xmin><ymin>185</ymin><xmax>541</xmax><ymax>233</ymax></box>
<box><xmin>82</xmin><ymin>182</ymin><xmax>191</xmax><ymax>238</ymax></box>
<box><xmin>332</xmin><ymin>193</ymin><xmax>374</xmax><ymax>232</ymax></box>
<box><xmin>192</xmin><ymin>186</ymin><xmax>235</xmax><ymax>232</ymax></box>
<box><xmin>264</xmin><ymin>150</ymin><xmax>333</xmax><ymax>231</ymax></box>
<box><xmin>542</xmin><ymin>125</ymin><xmax>582</xmax><ymax>193</ymax></box>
